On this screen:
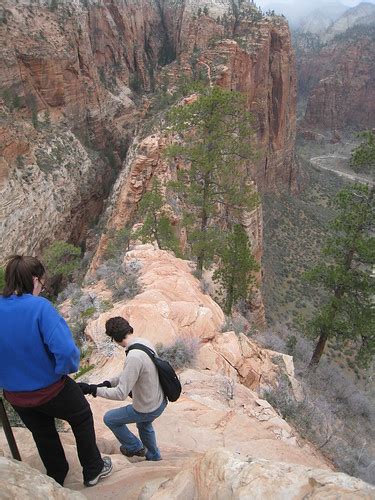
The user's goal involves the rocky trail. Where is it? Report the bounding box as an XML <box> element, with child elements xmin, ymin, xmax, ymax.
<box><xmin>1</xmin><ymin>246</ymin><xmax>375</xmax><ymax>499</ymax></box>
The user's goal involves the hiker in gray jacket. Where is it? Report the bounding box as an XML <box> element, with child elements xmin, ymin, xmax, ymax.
<box><xmin>78</xmin><ymin>317</ymin><xmax>167</xmax><ymax>461</ymax></box>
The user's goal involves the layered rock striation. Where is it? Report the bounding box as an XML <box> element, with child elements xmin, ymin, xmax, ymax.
<box><xmin>0</xmin><ymin>0</ymin><xmax>297</xmax><ymax>259</ymax></box>
<box><xmin>0</xmin><ymin>457</ymin><xmax>84</xmax><ymax>500</ymax></box>
<box><xmin>148</xmin><ymin>448</ymin><xmax>375</xmax><ymax>499</ymax></box>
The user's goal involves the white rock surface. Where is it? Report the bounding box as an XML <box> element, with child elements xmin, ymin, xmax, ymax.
<box><xmin>0</xmin><ymin>457</ymin><xmax>84</xmax><ymax>500</ymax></box>
<box><xmin>146</xmin><ymin>448</ymin><xmax>375</xmax><ymax>500</ymax></box>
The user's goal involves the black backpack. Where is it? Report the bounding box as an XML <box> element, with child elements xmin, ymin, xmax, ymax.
<box><xmin>126</xmin><ymin>343</ymin><xmax>182</xmax><ymax>402</ymax></box>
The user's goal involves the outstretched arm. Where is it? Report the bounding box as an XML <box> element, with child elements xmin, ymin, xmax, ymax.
<box><xmin>96</xmin><ymin>355</ymin><xmax>141</xmax><ymax>400</ymax></box>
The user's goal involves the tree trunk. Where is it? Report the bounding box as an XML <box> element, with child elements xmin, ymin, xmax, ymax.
<box><xmin>152</xmin><ymin>211</ymin><xmax>162</xmax><ymax>249</ymax></box>
<box><xmin>308</xmin><ymin>330</ymin><xmax>329</xmax><ymax>370</ymax></box>
<box><xmin>225</xmin><ymin>281</ymin><xmax>234</xmax><ymax>316</ymax></box>
<box><xmin>310</xmin><ymin>247</ymin><xmax>353</xmax><ymax>369</ymax></box>
<box><xmin>197</xmin><ymin>172</ymin><xmax>210</xmax><ymax>273</ymax></box>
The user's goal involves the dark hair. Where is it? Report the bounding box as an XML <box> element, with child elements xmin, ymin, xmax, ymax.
<box><xmin>105</xmin><ymin>317</ymin><xmax>134</xmax><ymax>342</ymax></box>
<box><xmin>3</xmin><ymin>255</ymin><xmax>45</xmax><ymax>297</ymax></box>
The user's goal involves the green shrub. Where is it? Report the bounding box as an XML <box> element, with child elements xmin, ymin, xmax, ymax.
<box><xmin>48</xmin><ymin>0</ymin><xmax>59</xmax><ymax>12</ymax></box>
<box><xmin>57</xmin><ymin>288</ymin><xmax>105</xmax><ymax>346</ymax></box>
<box><xmin>2</xmin><ymin>89</ymin><xmax>21</xmax><ymax>112</ymax></box>
<box><xmin>43</xmin><ymin>241</ymin><xmax>81</xmax><ymax>279</ymax></box>
<box><xmin>73</xmin><ymin>364</ymin><xmax>94</xmax><ymax>380</ymax></box>
<box><xmin>32</xmin><ymin>109</ymin><xmax>39</xmax><ymax>129</ymax></box>
<box><xmin>81</xmin><ymin>306</ymin><xmax>96</xmax><ymax>319</ymax></box>
<box><xmin>286</xmin><ymin>335</ymin><xmax>297</xmax><ymax>355</ymax></box>
<box><xmin>129</xmin><ymin>72</ymin><xmax>142</xmax><ymax>93</ymax></box>
<box><xmin>99</xmin><ymin>299</ymin><xmax>113</xmax><ymax>312</ymax></box>
<box><xmin>98</xmin><ymin>67</ymin><xmax>106</xmax><ymax>87</ymax></box>
<box><xmin>43</xmin><ymin>241</ymin><xmax>81</xmax><ymax>296</ymax></box>
<box><xmin>105</xmin><ymin>227</ymin><xmax>131</xmax><ymax>260</ymax></box>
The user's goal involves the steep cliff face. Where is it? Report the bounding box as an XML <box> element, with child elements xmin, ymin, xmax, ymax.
<box><xmin>89</xmin><ymin>132</ymin><xmax>265</xmax><ymax>324</ymax></box>
<box><xmin>0</xmin><ymin>0</ymin><xmax>297</xmax><ymax>260</ymax></box>
<box><xmin>0</xmin><ymin>0</ymin><xmax>141</xmax><ymax>257</ymax></box>
<box><xmin>163</xmin><ymin>2</ymin><xmax>297</xmax><ymax>191</ymax></box>
<box><xmin>296</xmin><ymin>3</ymin><xmax>375</xmax><ymax>131</ymax></box>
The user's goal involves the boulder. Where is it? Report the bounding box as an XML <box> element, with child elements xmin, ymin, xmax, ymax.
<box><xmin>145</xmin><ymin>448</ymin><xmax>375</xmax><ymax>499</ymax></box>
<box><xmin>0</xmin><ymin>457</ymin><xmax>84</xmax><ymax>499</ymax></box>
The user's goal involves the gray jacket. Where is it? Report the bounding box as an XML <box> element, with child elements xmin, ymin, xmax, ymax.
<box><xmin>96</xmin><ymin>337</ymin><xmax>164</xmax><ymax>413</ymax></box>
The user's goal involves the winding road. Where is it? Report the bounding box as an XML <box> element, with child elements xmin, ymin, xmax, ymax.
<box><xmin>310</xmin><ymin>155</ymin><xmax>374</xmax><ymax>186</ymax></box>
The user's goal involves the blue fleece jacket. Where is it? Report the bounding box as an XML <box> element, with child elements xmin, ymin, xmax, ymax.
<box><xmin>0</xmin><ymin>294</ymin><xmax>80</xmax><ymax>391</ymax></box>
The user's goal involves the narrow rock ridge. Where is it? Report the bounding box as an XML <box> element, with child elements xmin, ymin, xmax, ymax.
<box><xmin>1</xmin><ymin>246</ymin><xmax>374</xmax><ymax>498</ymax></box>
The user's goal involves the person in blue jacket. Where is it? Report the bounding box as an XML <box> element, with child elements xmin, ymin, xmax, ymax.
<box><xmin>0</xmin><ymin>255</ymin><xmax>112</xmax><ymax>487</ymax></box>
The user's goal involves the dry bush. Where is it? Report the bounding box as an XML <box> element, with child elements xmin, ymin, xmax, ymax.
<box><xmin>221</xmin><ymin>314</ymin><xmax>250</xmax><ymax>335</ymax></box>
<box><xmin>259</xmin><ymin>330</ymin><xmax>375</xmax><ymax>485</ymax></box>
<box><xmin>156</xmin><ymin>337</ymin><xmax>200</xmax><ymax>370</ymax></box>
<box><xmin>96</xmin><ymin>258</ymin><xmax>142</xmax><ymax>302</ymax></box>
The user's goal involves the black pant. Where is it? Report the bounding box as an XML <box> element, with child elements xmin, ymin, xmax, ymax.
<box><xmin>12</xmin><ymin>377</ymin><xmax>103</xmax><ymax>485</ymax></box>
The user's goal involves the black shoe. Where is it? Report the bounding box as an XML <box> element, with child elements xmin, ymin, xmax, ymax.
<box><xmin>146</xmin><ymin>456</ymin><xmax>162</xmax><ymax>461</ymax></box>
<box><xmin>84</xmin><ymin>457</ymin><xmax>113</xmax><ymax>487</ymax></box>
<box><xmin>120</xmin><ymin>445</ymin><xmax>146</xmax><ymax>457</ymax></box>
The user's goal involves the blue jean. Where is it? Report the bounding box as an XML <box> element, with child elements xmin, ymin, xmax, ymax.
<box><xmin>103</xmin><ymin>399</ymin><xmax>167</xmax><ymax>460</ymax></box>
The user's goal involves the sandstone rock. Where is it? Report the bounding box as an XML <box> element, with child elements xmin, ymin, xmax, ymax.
<box><xmin>90</xmin><ymin>134</ymin><xmax>168</xmax><ymax>271</ymax></box>
<box><xmin>325</xmin><ymin>3</ymin><xmax>375</xmax><ymax>41</ymax></box>
<box><xmin>197</xmin><ymin>330</ymin><xmax>303</xmax><ymax>399</ymax></box>
<box><xmin>0</xmin><ymin>369</ymin><xmax>329</xmax><ymax>498</ymax></box>
<box><xmin>146</xmin><ymin>448</ymin><xmax>375</xmax><ymax>499</ymax></box>
<box><xmin>78</xmin><ymin>244</ymin><xmax>303</xmax><ymax>404</ymax></box>
<box><xmin>0</xmin><ymin>457</ymin><xmax>84</xmax><ymax>500</ymax></box>
<box><xmin>84</xmin><ymin>245</ymin><xmax>224</xmax><ymax>379</ymax></box>
<box><xmin>0</xmin><ymin>130</ymin><xmax>109</xmax><ymax>257</ymax></box>
<box><xmin>84</xmin><ymin>245</ymin><xmax>297</xmax><ymax>395</ymax></box>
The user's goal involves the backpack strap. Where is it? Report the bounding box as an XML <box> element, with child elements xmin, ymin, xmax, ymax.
<box><xmin>126</xmin><ymin>343</ymin><xmax>156</xmax><ymax>360</ymax></box>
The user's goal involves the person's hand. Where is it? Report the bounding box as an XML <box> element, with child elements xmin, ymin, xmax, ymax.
<box><xmin>77</xmin><ymin>382</ymin><xmax>98</xmax><ymax>397</ymax></box>
<box><xmin>97</xmin><ymin>380</ymin><xmax>111</xmax><ymax>388</ymax></box>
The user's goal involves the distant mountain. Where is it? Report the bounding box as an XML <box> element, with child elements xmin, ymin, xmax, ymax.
<box><xmin>325</xmin><ymin>2</ymin><xmax>375</xmax><ymax>39</ymax></box>
<box><xmin>298</xmin><ymin>3</ymin><xmax>348</xmax><ymax>34</ymax></box>
<box><xmin>260</xmin><ymin>0</ymin><xmax>347</xmax><ymax>28</ymax></box>
<box><xmin>295</xmin><ymin>2</ymin><xmax>375</xmax><ymax>131</ymax></box>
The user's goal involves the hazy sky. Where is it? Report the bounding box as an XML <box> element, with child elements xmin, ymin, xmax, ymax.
<box><xmin>257</xmin><ymin>0</ymin><xmax>375</xmax><ymax>5</ymax></box>
<box><xmin>255</xmin><ymin>0</ymin><xmax>375</xmax><ymax>23</ymax></box>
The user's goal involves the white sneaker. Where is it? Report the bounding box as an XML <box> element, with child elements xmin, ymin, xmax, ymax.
<box><xmin>84</xmin><ymin>457</ymin><xmax>113</xmax><ymax>487</ymax></box>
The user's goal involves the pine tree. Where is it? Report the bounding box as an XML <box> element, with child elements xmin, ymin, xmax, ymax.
<box><xmin>32</xmin><ymin>109</ymin><xmax>39</xmax><ymax>129</ymax></box>
<box><xmin>105</xmin><ymin>227</ymin><xmax>131</xmax><ymax>260</ymax></box>
<box><xmin>305</xmin><ymin>183</ymin><xmax>374</xmax><ymax>369</ymax></box>
<box><xmin>49</xmin><ymin>0</ymin><xmax>58</xmax><ymax>12</ymax></box>
<box><xmin>166</xmin><ymin>86</ymin><xmax>259</xmax><ymax>273</ymax></box>
<box><xmin>43</xmin><ymin>240</ymin><xmax>82</xmax><ymax>296</ymax></box>
<box><xmin>133</xmin><ymin>178</ymin><xmax>180</xmax><ymax>255</ymax></box>
<box><xmin>213</xmin><ymin>224</ymin><xmax>259</xmax><ymax>315</ymax></box>
<box><xmin>350</xmin><ymin>130</ymin><xmax>375</xmax><ymax>174</ymax></box>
